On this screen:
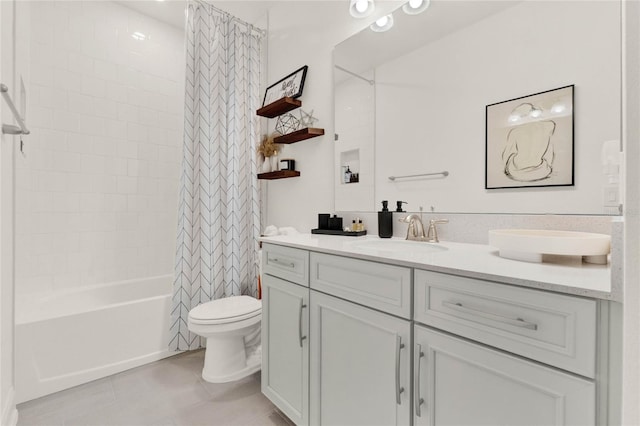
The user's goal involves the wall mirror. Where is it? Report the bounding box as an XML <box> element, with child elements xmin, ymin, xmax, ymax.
<box><xmin>333</xmin><ymin>0</ymin><xmax>622</xmax><ymax>215</ymax></box>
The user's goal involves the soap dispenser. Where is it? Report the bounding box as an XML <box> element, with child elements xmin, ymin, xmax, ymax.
<box><xmin>378</xmin><ymin>200</ymin><xmax>393</xmax><ymax>238</ymax></box>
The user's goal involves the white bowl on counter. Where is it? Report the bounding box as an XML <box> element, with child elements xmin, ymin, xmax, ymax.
<box><xmin>488</xmin><ymin>229</ymin><xmax>611</xmax><ymax>264</ymax></box>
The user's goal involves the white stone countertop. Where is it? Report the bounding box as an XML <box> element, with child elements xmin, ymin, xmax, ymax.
<box><xmin>260</xmin><ymin>234</ymin><xmax>619</xmax><ymax>302</ymax></box>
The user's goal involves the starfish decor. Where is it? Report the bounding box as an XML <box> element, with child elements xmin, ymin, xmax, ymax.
<box><xmin>299</xmin><ymin>109</ymin><xmax>318</xmax><ymax>127</ymax></box>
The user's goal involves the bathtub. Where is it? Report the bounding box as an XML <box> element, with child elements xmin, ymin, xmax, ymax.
<box><xmin>15</xmin><ymin>275</ymin><xmax>176</xmax><ymax>403</ymax></box>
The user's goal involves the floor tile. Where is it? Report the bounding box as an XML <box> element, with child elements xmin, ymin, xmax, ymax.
<box><xmin>17</xmin><ymin>350</ymin><xmax>289</xmax><ymax>426</ymax></box>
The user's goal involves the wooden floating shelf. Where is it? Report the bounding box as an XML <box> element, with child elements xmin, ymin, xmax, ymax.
<box><xmin>257</xmin><ymin>170</ymin><xmax>301</xmax><ymax>180</ymax></box>
<box><xmin>274</xmin><ymin>128</ymin><xmax>325</xmax><ymax>144</ymax></box>
<box><xmin>256</xmin><ymin>97</ymin><xmax>302</xmax><ymax>118</ymax></box>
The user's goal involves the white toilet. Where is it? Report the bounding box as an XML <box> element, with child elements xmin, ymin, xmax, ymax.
<box><xmin>187</xmin><ymin>295</ymin><xmax>262</xmax><ymax>383</ymax></box>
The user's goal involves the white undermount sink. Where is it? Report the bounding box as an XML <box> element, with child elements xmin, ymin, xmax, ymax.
<box><xmin>352</xmin><ymin>239</ymin><xmax>448</xmax><ymax>254</ymax></box>
<box><xmin>488</xmin><ymin>229</ymin><xmax>611</xmax><ymax>264</ymax></box>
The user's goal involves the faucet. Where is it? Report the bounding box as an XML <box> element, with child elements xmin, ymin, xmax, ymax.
<box><xmin>426</xmin><ymin>219</ymin><xmax>449</xmax><ymax>243</ymax></box>
<box><xmin>399</xmin><ymin>214</ymin><xmax>427</xmax><ymax>241</ymax></box>
<box><xmin>400</xmin><ymin>215</ymin><xmax>449</xmax><ymax>242</ymax></box>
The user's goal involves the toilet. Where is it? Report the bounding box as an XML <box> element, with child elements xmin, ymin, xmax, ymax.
<box><xmin>187</xmin><ymin>295</ymin><xmax>262</xmax><ymax>383</ymax></box>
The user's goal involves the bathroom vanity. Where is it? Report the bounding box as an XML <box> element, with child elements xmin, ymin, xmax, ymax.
<box><xmin>260</xmin><ymin>234</ymin><xmax>620</xmax><ymax>426</ymax></box>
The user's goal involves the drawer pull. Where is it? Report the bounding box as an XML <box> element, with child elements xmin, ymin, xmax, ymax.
<box><xmin>395</xmin><ymin>335</ymin><xmax>405</xmax><ymax>405</ymax></box>
<box><xmin>415</xmin><ymin>344</ymin><xmax>425</xmax><ymax>417</ymax></box>
<box><xmin>271</xmin><ymin>257</ymin><xmax>295</xmax><ymax>268</ymax></box>
<box><xmin>442</xmin><ymin>301</ymin><xmax>538</xmax><ymax>331</ymax></box>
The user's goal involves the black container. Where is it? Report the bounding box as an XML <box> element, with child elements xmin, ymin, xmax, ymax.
<box><xmin>328</xmin><ymin>215</ymin><xmax>343</xmax><ymax>231</ymax></box>
<box><xmin>318</xmin><ymin>213</ymin><xmax>330</xmax><ymax>230</ymax></box>
<box><xmin>378</xmin><ymin>200</ymin><xmax>393</xmax><ymax>238</ymax></box>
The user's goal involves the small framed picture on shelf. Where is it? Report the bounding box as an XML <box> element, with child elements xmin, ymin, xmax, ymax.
<box><xmin>262</xmin><ymin>65</ymin><xmax>308</xmax><ymax>107</ymax></box>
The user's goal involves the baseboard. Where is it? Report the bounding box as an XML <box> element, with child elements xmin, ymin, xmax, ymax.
<box><xmin>2</xmin><ymin>386</ymin><xmax>18</xmax><ymax>426</ymax></box>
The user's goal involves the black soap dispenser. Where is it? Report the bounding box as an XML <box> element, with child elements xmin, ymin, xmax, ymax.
<box><xmin>378</xmin><ymin>200</ymin><xmax>393</xmax><ymax>238</ymax></box>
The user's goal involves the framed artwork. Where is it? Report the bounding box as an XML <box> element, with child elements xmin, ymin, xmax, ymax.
<box><xmin>262</xmin><ymin>65</ymin><xmax>308</xmax><ymax>107</ymax></box>
<box><xmin>485</xmin><ymin>85</ymin><xmax>574</xmax><ymax>189</ymax></box>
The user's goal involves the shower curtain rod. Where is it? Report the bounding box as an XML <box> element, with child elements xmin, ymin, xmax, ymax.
<box><xmin>192</xmin><ymin>0</ymin><xmax>267</xmax><ymax>37</ymax></box>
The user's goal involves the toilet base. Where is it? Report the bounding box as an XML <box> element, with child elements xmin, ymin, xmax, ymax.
<box><xmin>201</xmin><ymin>340</ymin><xmax>262</xmax><ymax>383</ymax></box>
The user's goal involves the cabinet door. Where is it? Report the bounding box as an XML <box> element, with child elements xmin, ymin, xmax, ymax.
<box><xmin>414</xmin><ymin>325</ymin><xmax>595</xmax><ymax>426</ymax></box>
<box><xmin>310</xmin><ymin>291</ymin><xmax>411</xmax><ymax>426</ymax></box>
<box><xmin>262</xmin><ymin>274</ymin><xmax>309</xmax><ymax>426</ymax></box>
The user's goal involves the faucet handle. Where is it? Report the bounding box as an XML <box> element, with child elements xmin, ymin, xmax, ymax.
<box><xmin>427</xmin><ymin>219</ymin><xmax>448</xmax><ymax>243</ymax></box>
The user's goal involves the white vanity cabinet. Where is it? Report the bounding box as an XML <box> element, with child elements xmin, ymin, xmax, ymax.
<box><xmin>261</xmin><ymin>245</ymin><xmax>310</xmax><ymax>426</ymax></box>
<box><xmin>413</xmin><ymin>325</ymin><xmax>596</xmax><ymax>426</ymax></box>
<box><xmin>309</xmin><ymin>291</ymin><xmax>411</xmax><ymax>426</ymax></box>
<box><xmin>261</xmin><ymin>241</ymin><xmax>616</xmax><ymax>426</ymax></box>
<box><xmin>309</xmin><ymin>252</ymin><xmax>412</xmax><ymax>426</ymax></box>
<box><xmin>414</xmin><ymin>269</ymin><xmax>598</xmax><ymax>426</ymax></box>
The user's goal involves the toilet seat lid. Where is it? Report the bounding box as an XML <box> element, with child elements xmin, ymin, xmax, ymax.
<box><xmin>188</xmin><ymin>296</ymin><xmax>261</xmax><ymax>322</ymax></box>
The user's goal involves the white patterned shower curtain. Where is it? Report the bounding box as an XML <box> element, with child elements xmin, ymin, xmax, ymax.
<box><xmin>170</xmin><ymin>2</ymin><xmax>263</xmax><ymax>351</ymax></box>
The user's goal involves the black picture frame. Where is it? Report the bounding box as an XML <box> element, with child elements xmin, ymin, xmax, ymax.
<box><xmin>262</xmin><ymin>65</ymin><xmax>308</xmax><ymax>107</ymax></box>
<box><xmin>485</xmin><ymin>85</ymin><xmax>575</xmax><ymax>189</ymax></box>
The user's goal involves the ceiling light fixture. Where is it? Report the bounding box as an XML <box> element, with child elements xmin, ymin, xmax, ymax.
<box><xmin>350</xmin><ymin>0</ymin><xmax>375</xmax><ymax>18</ymax></box>
<box><xmin>370</xmin><ymin>14</ymin><xmax>394</xmax><ymax>32</ymax></box>
<box><xmin>402</xmin><ymin>0</ymin><xmax>430</xmax><ymax>15</ymax></box>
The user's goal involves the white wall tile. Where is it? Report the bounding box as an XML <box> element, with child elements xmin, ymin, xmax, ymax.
<box><xmin>17</xmin><ymin>0</ymin><xmax>184</xmax><ymax>295</ymax></box>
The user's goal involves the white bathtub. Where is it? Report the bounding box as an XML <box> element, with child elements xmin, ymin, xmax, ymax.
<box><xmin>15</xmin><ymin>275</ymin><xmax>176</xmax><ymax>403</ymax></box>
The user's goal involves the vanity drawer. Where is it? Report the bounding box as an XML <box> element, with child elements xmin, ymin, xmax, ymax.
<box><xmin>263</xmin><ymin>244</ymin><xmax>309</xmax><ymax>286</ymax></box>
<box><xmin>310</xmin><ymin>252</ymin><xmax>411</xmax><ymax>319</ymax></box>
<box><xmin>414</xmin><ymin>270</ymin><xmax>597</xmax><ymax>378</ymax></box>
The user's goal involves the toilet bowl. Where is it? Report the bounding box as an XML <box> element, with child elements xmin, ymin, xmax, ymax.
<box><xmin>187</xmin><ymin>295</ymin><xmax>262</xmax><ymax>383</ymax></box>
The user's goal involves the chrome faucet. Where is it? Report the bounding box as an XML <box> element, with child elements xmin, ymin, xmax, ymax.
<box><xmin>399</xmin><ymin>214</ymin><xmax>427</xmax><ymax>241</ymax></box>
<box><xmin>400</xmin><ymin>215</ymin><xmax>449</xmax><ymax>242</ymax></box>
<box><xmin>426</xmin><ymin>219</ymin><xmax>449</xmax><ymax>243</ymax></box>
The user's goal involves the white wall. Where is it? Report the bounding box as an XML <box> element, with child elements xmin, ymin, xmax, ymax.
<box><xmin>622</xmin><ymin>1</ymin><xmax>640</xmax><ymax>424</ymax></box>
<box><xmin>15</xmin><ymin>1</ymin><xmax>184</xmax><ymax>296</ymax></box>
<box><xmin>334</xmin><ymin>70</ymin><xmax>375</xmax><ymax>211</ymax></box>
<box><xmin>374</xmin><ymin>1</ymin><xmax>620</xmax><ymax>214</ymax></box>
<box><xmin>264</xmin><ymin>0</ymin><xmax>400</xmax><ymax>231</ymax></box>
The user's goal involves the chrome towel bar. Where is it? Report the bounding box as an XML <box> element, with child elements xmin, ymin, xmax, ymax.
<box><xmin>1</xmin><ymin>83</ymin><xmax>30</xmax><ymax>136</ymax></box>
<box><xmin>388</xmin><ymin>171</ymin><xmax>449</xmax><ymax>181</ymax></box>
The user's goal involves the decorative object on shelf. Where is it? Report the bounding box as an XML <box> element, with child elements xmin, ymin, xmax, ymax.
<box><xmin>257</xmin><ymin>133</ymin><xmax>280</xmax><ymax>173</ymax></box>
<box><xmin>343</xmin><ymin>166</ymin><xmax>352</xmax><ymax>184</ymax></box>
<box><xmin>486</xmin><ymin>85</ymin><xmax>574</xmax><ymax>189</ymax></box>
<box><xmin>299</xmin><ymin>109</ymin><xmax>318</xmax><ymax>127</ymax></box>
<box><xmin>280</xmin><ymin>158</ymin><xmax>295</xmax><ymax>171</ymax></box>
<box><xmin>270</xmin><ymin>154</ymin><xmax>279</xmax><ymax>172</ymax></box>
<box><xmin>261</xmin><ymin>156</ymin><xmax>272</xmax><ymax>173</ymax></box>
<box><xmin>262</xmin><ymin>65</ymin><xmax>308</xmax><ymax>107</ymax></box>
<box><xmin>275</xmin><ymin>113</ymin><xmax>300</xmax><ymax>135</ymax></box>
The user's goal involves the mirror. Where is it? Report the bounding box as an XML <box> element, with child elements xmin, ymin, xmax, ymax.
<box><xmin>334</xmin><ymin>1</ymin><xmax>621</xmax><ymax>215</ymax></box>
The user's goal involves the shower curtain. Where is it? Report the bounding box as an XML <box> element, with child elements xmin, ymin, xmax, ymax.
<box><xmin>170</xmin><ymin>2</ymin><xmax>263</xmax><ymax>351</ymax></box>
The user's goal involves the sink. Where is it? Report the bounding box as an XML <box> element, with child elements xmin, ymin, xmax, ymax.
<box><xmin>488</xmin><ymin>229</ymin><xmax>611</xmax><ymax>264</ymax></box>
<box><xmin>352</xmin><ymin>239</ymin><xmax>448</xmax><ymax>254</ymax></box>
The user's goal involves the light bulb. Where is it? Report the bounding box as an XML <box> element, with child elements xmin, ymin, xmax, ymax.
<box><xmin>551</xmin><ymin>103</ymin><xmax>566</xmax><ymax>114</ymax></box>
<box><xmin>402</xmin><ymin>0</ymin><xmax>430</xmax><ymax>15</ymax></box>
<box><xmin>355</xmin><ymin>0</ymin><xmax>369</xmax><ymax>13</ymax></box>
<box><xmin>350</xmin><ymin>0</ymin><xmax>375</xmax><ymax>18</ymax></box>
<box><xmin>370</xmin><ymin>14</ymin><xmax>394</xmax><ymax>32</ymax></box>
<box><xmin>376</xmin><ymin>16</ymin><xmax>389</xmax><ymax>26</ymax></box>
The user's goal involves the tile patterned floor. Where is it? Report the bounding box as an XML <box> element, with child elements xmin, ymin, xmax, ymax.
<box><xmin>17</xmin><ymin>350</ymin><xmax>294</xmax><ymax>426</ymax></box>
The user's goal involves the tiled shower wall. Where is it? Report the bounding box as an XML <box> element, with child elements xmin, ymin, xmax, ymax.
<box><xmin>15</xmin><ymin>1</ymin><xmax>184</xmax><ymax>295</ymax></box>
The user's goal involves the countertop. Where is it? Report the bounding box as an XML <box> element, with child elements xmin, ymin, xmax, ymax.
<box><xmin>260</xmin><ymin>234</ymin><xmax>618</xmax><ymax>301</ymax></box>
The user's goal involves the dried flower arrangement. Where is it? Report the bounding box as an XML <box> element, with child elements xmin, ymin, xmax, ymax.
<box><xmin>257</xmin><ymin>134</ymin><xmax>279</xmax><ymax>158</ymax></box>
